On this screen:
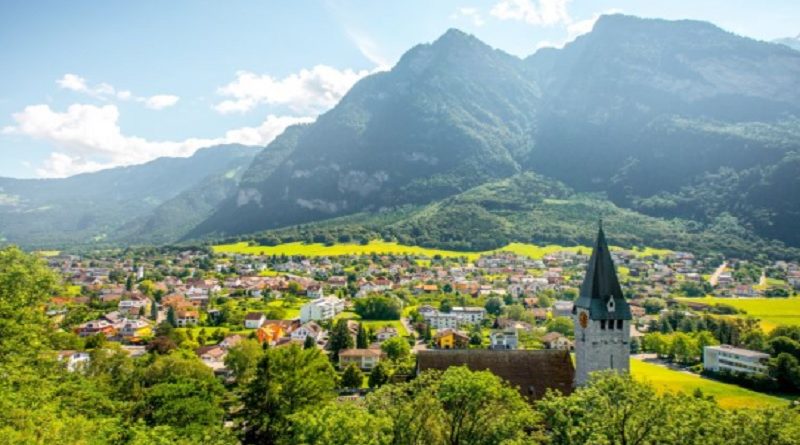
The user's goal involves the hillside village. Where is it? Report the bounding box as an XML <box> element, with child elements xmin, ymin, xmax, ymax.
<box><xmin>45</xmin><ymin>240</ymin><xmax>800</xmax><ymax>397</ymax></box>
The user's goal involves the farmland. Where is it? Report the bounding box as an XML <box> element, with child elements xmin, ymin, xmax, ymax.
<box><xmin>676</xmin><ymin>296</ymin><xmax>800</xmax><ymax>332</ymax></box>
<box><xmin>631</xmin><ymin>359</ymin><xmax>789</xmax><ymax>409</ymax></box>
<box><xmin>213</xmin><ymin>240</ymin><xmax>670</xmax><ymax>261</ymax></box>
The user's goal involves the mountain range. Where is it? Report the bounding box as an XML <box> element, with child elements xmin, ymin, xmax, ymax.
<box><xmin>2</xmin><ymin>14</ymin><xmax>800</xmax><ymax>258</ymax></box>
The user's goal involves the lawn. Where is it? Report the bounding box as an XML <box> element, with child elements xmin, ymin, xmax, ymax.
<box><xmin>213</xmin><ymin>240</ymin><xmax>672</xmax><ymax>261</ymax></box>
<box><xmin>265</xmin><ymin>300</ymin><xmax>303</xmax><ymax>319</ymax></box>
<box><xmin>333</xmin><ymin>311</ymin><xmax>409</xmax><ymax>336</ymax></box>
<box><xmin>631</xmin><ymin>359</ymin><xmax>789</xmax><ymax>409</ymax></box>
<box><xmin>676</xmin><ymin>296</ymin><xmax>800</xmax><ymax>332</ymax></box>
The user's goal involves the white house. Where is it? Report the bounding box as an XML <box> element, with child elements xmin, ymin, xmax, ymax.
<box><xmin>291</xmin><ymin>321</ymin><xmax>324</xmax><ymax>342</ymax></box>
<box><xmin>58</xmin><ymin>350</ymin><xmax>91</xmax><ymax>372</ymax></box>
<box><xmin>244</xmin><ymin>312</ymin><xmax>266</xmax><ymax>329</ymax></box>
<box><xmin>489</xmin><ymin>330</ymin><xmax>518</xmax><ymax>350</ymax></box>
<box><xmin>703</xmin><ymin>345</ymin><xmax>769</xmax><ymax>375</ymax></box>
<box><xmin>299</xmin><ymin>297</ymin><xmax>345</xmax><ymax>323</ymax></box>
<box><xmin>422</xmin><ymin>306</ymin><xmax>486</xmax><ymax>329</ymax></box>
<box><xmin>375</xmin><ymin>327</ymin><xmax>399</xmax><ymax>342</ymax></box>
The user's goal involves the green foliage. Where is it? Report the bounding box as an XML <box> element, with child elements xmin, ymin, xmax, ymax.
<box><xmin>340</xmin><ymin>363</ymin><xmax>363</xmax><ymax>389</ymax></box>
<box><xmin>239</xmin><ymin>344</ymin><xmax>337</xmax><ymax>444</ymax></box>
<box><xmin>224</xmin><ymin>338</ymin><xmax>265</xmax><ymax>383</ymax></box>
<box><xmin>380</xmin><ymin>336</ymin><xmax>411</xmax><ymax>361</ymax></box>
<box><xmin>287</xmin><ymin>402</ymin><xmax>392</xmax><ymax>445</ymax></box>
<box><xmin>327</xmin><ymin>319</ymin><xmax>355</xmax><ymax>360</ymax></box>
<box><xmin>354</xmin><ymin>295</ymin><xmax>402</xmax><ymax>320</ymax></box>
<box><xmin>546</xmin><ymin>316</ymin><xmax>574</xmax><ymax>337</ymax></box>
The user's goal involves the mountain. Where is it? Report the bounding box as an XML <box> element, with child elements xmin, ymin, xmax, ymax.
<box><xmin>774</xmin><ymin>34</ymin><xmax>800</xmax><ymax>51</ymax></box>
<box><xmin>192</xmin><ymin>15</ymin><xmax>800</xmax><ymax>258</ymax></box>
<box><xmin>0</xmin><ymin>145</ymin><xmax>256</xmax><ymax>248</ymax></box>
<box><xmin>235</xmin><ymin>172</ymin><xmax>799</xmax><ymax>259</ymax></box>
<box><xmin>190</xmin><ymin>29</ymin><xmax>541</xmax><ymax>237</ymax></box>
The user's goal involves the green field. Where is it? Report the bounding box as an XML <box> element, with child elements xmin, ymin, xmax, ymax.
<box><xmin>213</xmin><ymin>240</ymin><xmax>671</xmax><ymax>261</ymax></box>
<box><xmin>333</xmin><ymin>311</ymin><xmax>409</xmax><ymax>336</ymax></box>
<box><xmin>265</xmin><ymin>300</ymin><xmax>303</xmax><ymax>319</ymax></box>
<box><xmin>677</xmin><ymin>296</ymin><xmax>800</xmax><ymax>332</ymax></box>
<box><xmin>631</xmin><ymin>359</ymin><xmax>789</xmax><ymax>409</ymax></box>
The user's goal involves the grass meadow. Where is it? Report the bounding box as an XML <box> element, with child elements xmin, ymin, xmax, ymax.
<box><xmin>631</xmin><ymin>359</ymin><xmax>789</xmax><ymax>409</ymax></box>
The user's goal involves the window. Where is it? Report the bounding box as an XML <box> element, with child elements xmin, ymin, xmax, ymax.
<box><xmin>617</xmin><ymin>319</ymin><xmax>623</xmax><ymax>330</ymax></box>
<box><xmin>600</xmin><ymin>320</ymin><xmax>606</xmax><ymax>330</ymax></box>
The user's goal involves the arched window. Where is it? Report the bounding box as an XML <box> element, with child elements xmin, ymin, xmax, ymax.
<box><xmin>600</xmin><ymin>320</ymin><xmax>606</xmax><ymax>330</ymax></box>
<box><xmin>617</xmin><ymin>319</ymin><xmax>623</xmax><ymax>330</ymax></box>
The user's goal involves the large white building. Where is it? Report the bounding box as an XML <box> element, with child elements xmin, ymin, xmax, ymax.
<box><xmin>703</xmin><ymin>345</ymin><xmax>769</xmax><ymax>375</ymax></box>
<box><xmin>422</xmin><ymin>306</ymin><xmax>486</xmax><ymax>329</ymax></box>
<box><xmin>300</xmin><ymin>296</ymin><xmax>345</xmax><ymax>323</ymax></box>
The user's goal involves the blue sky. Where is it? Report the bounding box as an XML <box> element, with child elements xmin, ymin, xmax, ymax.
<box><xmin>1</xmin><ymin>0</ymin><xmax>798</xmax><ymax>178</ymax></box>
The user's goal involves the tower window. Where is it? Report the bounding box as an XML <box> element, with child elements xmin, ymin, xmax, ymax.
<box><xmin>600</xmin><ymin>320</ymin><xmax>606</xmax><ymax>330</ymax></box>
<box><xmin>617</xmin><ymin>319</ymin><xmax>623</xmax><ymax>330</ymax></box>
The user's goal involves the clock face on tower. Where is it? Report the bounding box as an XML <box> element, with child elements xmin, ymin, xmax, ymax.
<box><xmin>579</xmin><ymin>311</ymin><xmax>589</xmax><ymax>329</ymax></box>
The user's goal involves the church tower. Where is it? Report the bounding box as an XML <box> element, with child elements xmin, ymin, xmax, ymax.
<box><xmin>573</xmin><ymin>223</ymin><xmax>632</xmax><ymax>386</ymax></box>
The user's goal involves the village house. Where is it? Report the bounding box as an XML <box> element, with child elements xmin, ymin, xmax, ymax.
<box><xmin>299</xmin><ymin>296</ymin><xmax>344</xmax><ymax>323</ymax></box>
<box><xmin>57</xmin><ymin>350</ymin><xmax>91</xmax><ymax>372</ymax></box>
<box><xmin>339</xmin><ymin>348</ymin><xmax>383</xmax><ymax>370</ymax></box>
<box><xmin>489</xmin><ymin>330</ymin><xmax>518</xmax><ymax>350</ymax></box>
<box><xmin>176</xmin><ymin>309</ymin><xmax>199</xmax><ymax>327</ymax></box>
<box><xmin>375</xmin><ymin>326</ymin><xmax>398</xmax><ymax>342</ymax></box>
<box><xmin>291</xmin><ymin>321</ymin><xmax>324</xmax><ymax>343</ymax></box>
<box><xmin>433</xmin><ymin>328</ymin><xmax>469</xmax><ymax>349</ymax></box>
<box><xmin>542</xmin><ymin>332</ymin><xmax>573</xmax><ymax>351</ymax></box>
<box><xmin>704</xmin><ymin>345</ymin><xmax>769</xmax><ymax>376</ymax></box>
<box><xmin>244</xmin><ymin>312</ymin><xmax>266</xmax><ymax>329</ymax></box>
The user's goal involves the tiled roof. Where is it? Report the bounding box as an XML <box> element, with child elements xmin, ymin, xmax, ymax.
<box><xmin>417</xmin><ymin>349</ymin><xmax>574</xmax><ymax>400</ymax></box>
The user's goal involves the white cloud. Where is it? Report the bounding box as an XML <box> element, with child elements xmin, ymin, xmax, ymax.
<box><xmin>55</xmin><ymin>73</ymin><xmax>180</xmax><ymax>110</ymax></box>
<box><xmin>344</xmin><ymin>28</ymin><xmax>392</xmax><ymax>69</ymax></box>
<box><xmin>214</xmin><ymin>65</ymin><xmax>372</xmax><ymax>115</ymax></box>
<box><xmin>144</xmin><ymin>95</ymin><xmax>180</xmax><ymax>110</ymax></box>
<box><xmin>3</xmin><ymin>103</ymin><xmax>312</xmax><ymax>177</ymax></box>
<box><xmin>451</xmin><ymin>7</ymin><xmax>486</xmax><ymax>27</ymax></box>
<box><xmin>56</xmin><ymin>74</ymin><xmax>88</xmax><ymax>92</ymax></box>
<box><xmin>490</xmin><ymin>0</ymin><xmax>570</xmax><ymax>26</ymax></box>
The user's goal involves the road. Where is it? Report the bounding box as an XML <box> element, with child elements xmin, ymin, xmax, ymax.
<box><xmin>401</xmin><ymin>317</ymin><xmax>428</xmax><ymax>352</ymax></box>
<box><xmin>708</xmin><ymin>262</ymin><xmax>728</xmax><ymax>287</ymax></box>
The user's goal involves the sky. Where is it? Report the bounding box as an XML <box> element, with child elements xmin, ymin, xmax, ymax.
<box><xmin>1</xmin><ymin>0</ymin><xmax>798</xmax><ymax>179</ymax></box>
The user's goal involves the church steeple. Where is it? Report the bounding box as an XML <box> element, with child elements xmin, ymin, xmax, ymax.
<box><xmin>572</xmin><ymin>222</ymin><xmax>632</xmax><ymax>386</ymax></box>
<box><xmin>574</xmin><ymin>222</ymin><xmax>632</xmax><ymax>320</ymax></box>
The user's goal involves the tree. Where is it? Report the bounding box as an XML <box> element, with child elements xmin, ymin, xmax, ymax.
<box><xmin>436</xmin><ymin>366</ymin><xmax>540</xmax><ymax>445</ymax></box>
<box><xmin>166</xmin><ymin>306</ymin><xmax>177</xmax><ymax>328</ymax></box>
<box><xmin>341</xmin><ymin>363</ymin><xmax>363</xmax><ymax>389</ymax></box>
<box><xmin>303</xmin><ymin>335</ymin><xmax>317</xmax><ymax>349</ymax></box>
<box><xmin>440</xmin><ymin>300</ymin><xmax>453</xmax><ymax>313</ymax></box>
<box><xmin>770</xmin><ymin>353</ymin><xmax>800</xmax><ymax>391</ymax></box>
<box><xmin>327</xmin><ymin>319</ymin><xmax>354</xmax><ymax>360</ymax></box>
<box><xmin>150</xmin><ymin>300</ymin><xmax>159</xmax><ymax>320</ymax></box>
<box><xmin>484</xmin><ymin>297</ymin><xmax>503</xmax><ymax>316</ymax></box>
<box><xmin>643</xmin><ymin>297</ymin><xmax>666</xmax><ymax>315</ymax></box>
<box><xmin>546</xmin><ymin>316</ymin><xmax>574</xmax><ymax>337</ymax></box>
<box><xmin>239</xmin><ymin>345</ymin><xmax>337</xmax><ymax>444</ymax></box>
<box><xmin>670</xmin><ymin>332</ymin><xmax>699</xmax><ymax>364</ymax></box>
<box><xmin>224</xmin><ymin>338</ymin><xmax>264</xmax><ymax>383</ymax></box>
<box><xmin>356</xmin><ymin>323</ymin><xmax>368</xmax><ymax>349</ymax></box>
<box><xmin>368</xmin><ymin>362</ymin><xmax>390</xmax><ymax>388</ymax></box>
<box><xmin>381</xmin><ymin>336</ymin><xmax>410</xmax><ymax>361</ymax></box>
<box><xmin>354</xmin><ymin>296</ymin><xmax>402</xmax><ymax>320</ymax></box>
<box><xmin>538</xmin><ymin>372</ymin><xmax>669</xmax><ymax>445</ymax></box>
<box><xmin>287</xmin><ymin>402</ymin><xmax>391</xmax><ymax>445</ymax></box>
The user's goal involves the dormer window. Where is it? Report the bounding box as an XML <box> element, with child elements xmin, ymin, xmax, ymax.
<box><xmin>607</xmin><ymin>297</ymin><xmax>615</xmax><ymax>313</ymax></box>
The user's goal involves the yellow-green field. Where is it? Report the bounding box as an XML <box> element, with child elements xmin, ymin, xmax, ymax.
<box><xmin>213</xmin><ymin>240</ymin><xmax>671</xmax><ymax>261</ymax></box>
<box><xmin>677</xmin><ymin>296</ymin><xmax>800</xmax><ymax>332</ymax></box>
<box><xmin>631</xmin><ymin>359</ymin><xmax>789</xmax><ymax>409</ymax></box>
<box><xmin>35</xmin><ymin>250</ymin><xmax>61</xmax><ymax>257</ymax></box>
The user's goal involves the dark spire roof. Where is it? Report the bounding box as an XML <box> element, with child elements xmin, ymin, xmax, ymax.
<box><xmin>574</xmin><ymin>223</ymin><xmax>632</xmax><ymax>320</ymax></box>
